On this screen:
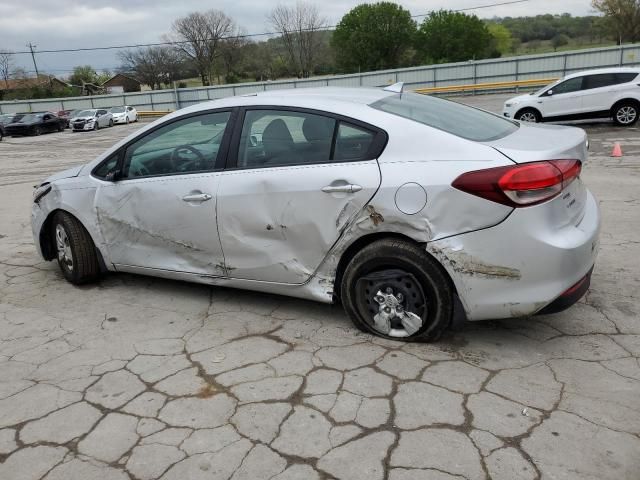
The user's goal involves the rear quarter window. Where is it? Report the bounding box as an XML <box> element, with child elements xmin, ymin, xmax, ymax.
<box><xmin>370</xmin><ymin>93</ymin><xmax>518</xmax><ymax>142</ymax></box>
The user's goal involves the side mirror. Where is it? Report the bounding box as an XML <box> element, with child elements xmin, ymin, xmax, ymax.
<box><xmin>546</xmin><ymin>89</ymin><xmax>554</xmax><ymax>96</ymax></box>
<box><xmin>105</xmin><ymin>169</ymin><xmax>122</xmax><ymax>182</ymax></box>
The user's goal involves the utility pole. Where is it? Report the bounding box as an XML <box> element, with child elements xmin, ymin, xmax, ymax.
<box><xmin>27</xmin><ymin>42</ymin><xmax>39</xmax><ymax>77</ymax></box>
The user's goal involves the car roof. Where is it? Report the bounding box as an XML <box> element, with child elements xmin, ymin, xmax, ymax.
<box><xmin>180</xmin><ymin>87</ymin><xmax>396</xmax><ymax>117</ymax></box>
<box><xmin>564</xmin><ymin>67</ymin><xmax>640</xmax><ymax>80</ymax></box>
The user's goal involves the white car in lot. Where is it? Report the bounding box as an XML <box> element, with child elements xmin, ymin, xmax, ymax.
<box><xmin>503</xmin><ymin>67</ymin><xmax>640</xmax><ymax>126</ymax></box>
<box><xmin>31</xmin><ymin>86</ymin><xmax>599</xmax><ymax>342</ymax></box>
<box><xmin>110</xmin><ymin>105</ymin><xmax>138</xmax><ymax>124</ymax></box>
<box><xmin>71</xmin><ymin>109</ymin><xmax>113</xmax><ymax>131</ymax></box>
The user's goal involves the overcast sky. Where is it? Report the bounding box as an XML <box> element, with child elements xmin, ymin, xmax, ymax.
<box><xmin>0</xmin><ymin>0</ymin><xmax>596</xmax><ymax>77</ymax></box>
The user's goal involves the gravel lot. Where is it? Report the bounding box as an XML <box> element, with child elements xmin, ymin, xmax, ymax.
<box><xmin>0</xmin><ymin>96</ymin><xmax>639</xmax><ymax>480</ymax></box>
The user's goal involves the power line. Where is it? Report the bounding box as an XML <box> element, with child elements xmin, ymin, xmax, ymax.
<box><xmin>0</xmin><ymin>0</ymin><xmax>531</xmax><ymax>56</ymax></box>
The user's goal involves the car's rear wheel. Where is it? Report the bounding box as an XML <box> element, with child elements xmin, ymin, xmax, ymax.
<box><xmin>340</xmin><ymin>239</ymin><xmax>453</xmax><ymax>342</ymax></box>
<box><xmin>515</xmin><ymin>108</ymin><xmax>541</xmax><ymax>123</ymax></box>
<box><xmin>613</xmin><ymin>102</ymin><xmax>639</xmax><ymax>126</ymax></box>
<box><xmin>51</xmin><ymin>212</ymin><xmax>100</xmax><ymax>284</ymax></box>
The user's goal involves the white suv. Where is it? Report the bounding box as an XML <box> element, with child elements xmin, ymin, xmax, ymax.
<box><xmin>503</xmin><ymin>67</ymin><xmax>640</xmax><ymax>126</ymax></box>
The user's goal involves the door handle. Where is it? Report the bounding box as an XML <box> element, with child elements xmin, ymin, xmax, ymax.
<box><xmin>182</xmin><ymin>193</ymin><xmax>212</xmax><ymax>202</ymax></box>
<box><xmin>321</xmin><ymin>184</ymin><xmax>362</xmax><ymax>194</ymax></box>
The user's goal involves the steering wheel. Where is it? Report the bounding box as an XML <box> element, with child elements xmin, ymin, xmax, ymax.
<box><xmin>131</xmin><ymin>165</ymin><xmax>150</xmax><ymax>177</ymax></box>
<box><xmin>170</xmin><ymin>145</ymin><xmax>207</xmax><ymax>172</ymax></box>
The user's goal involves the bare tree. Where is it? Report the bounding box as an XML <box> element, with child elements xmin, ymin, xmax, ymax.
<box><xmin>269</xmin><ymin>2</ymin><xmax>327</xmax><ymax>78</ymax></box>
<box><xmin>167</xmin><ymin>10</ymin><xmax>234</xmax><ymax>86</ymax></box>
<box><xmin>119</xmin><ymin>47</ymin><xmax>181</xmax><ymax>90</ymax></box>
<box><xmin>0</xmin><ymin>50</ymin><xmax>13</xmax><ymax>88</ymax></box>
<box><xmin>218</xmin><ymin>28</ymin><xmax>250</xmax><ymax>83</ymax></box>
<box><xmin>592</xmin><ymin>0</ymin><xmax>640</xmax><ymax>43</ymax></box>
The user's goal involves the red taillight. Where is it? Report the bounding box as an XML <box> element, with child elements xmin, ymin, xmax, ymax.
<box><xmin>452</xmin><ymin>160</ymin><xmax>581</xmax><ymax>207</ymax></box>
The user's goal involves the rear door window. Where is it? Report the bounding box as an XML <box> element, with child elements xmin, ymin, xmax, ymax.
<box><xmin>583</xmin><ymin>73</ymin><xmax>619</xmax><ymax>90</ymax></box>
<box><xmin>236</xmin><ymin>110</ymin><xmax>336</xmax><ymax>168</ymax></box>
<box><xmin>370</xmin><ymin>92</ymin><xmax>518</xmax><ymax>142</ymax></box>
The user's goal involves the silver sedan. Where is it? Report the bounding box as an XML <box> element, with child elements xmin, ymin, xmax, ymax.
<box><xmin>70</xmin><ymin>109</ymin><xmax>113</xmax><ymax>131</ymax></box>
<box><xmin>31</xmin><ymin>86</ymin><xmax>600</xmax><ymax>342</ymax></box>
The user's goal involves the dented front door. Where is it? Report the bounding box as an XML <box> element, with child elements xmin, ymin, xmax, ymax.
<box><xmin>216</xmin><ymin>161</ymin><xmax>381</xmax><ymax>284</ymax></box>
<box><xmin>93</xmin><ymin>109</ymin><xmax>234</xmax><ymax>277</ymax></box>
<box><xmin>95</xmin><ymin>173</ymin><xmax>226</xmax><ymax>276</ymax></box>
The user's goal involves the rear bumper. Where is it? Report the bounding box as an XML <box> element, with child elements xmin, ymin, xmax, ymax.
<box><xmin>427</xmin><ymin>189</ymin><xmax>600</xmax><ymax>321</ymax></box>
<box><xmin>537</xmin><ymin>267</ymin><xmax>592</xmax><ymax>315</ymax></box>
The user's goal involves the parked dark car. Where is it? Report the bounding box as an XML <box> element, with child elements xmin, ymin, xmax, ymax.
<box><xmin>4</xmin><ymin>112</ymin><xmax>65</xmax><ymax>137</ymax></box>
<box><xmin>57</xmin><ymin>109</ymin><xmax>81</xmax><ymax>129</ymax></box>
<box><xmin>0</xmin><ymin>113</ymin><xmax>15</xmax><ymax>141</ymax></box>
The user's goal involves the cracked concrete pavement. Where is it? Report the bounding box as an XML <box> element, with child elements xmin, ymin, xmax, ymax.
<box><xmin>0</xmin><ymin>96</ymin><xmax>639</xmax><ymax>479</ymax></box>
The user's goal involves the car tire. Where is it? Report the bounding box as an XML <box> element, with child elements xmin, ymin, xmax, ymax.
<box><xmin>94</xmin><ymin>122</ymin><xmax>99</xmax><ymax>131</ymax></box>
<box><xmin>109</xmin><ymin>119</ymin><xmax>114</xmax><ymax>127</ymax></box>
<box><xmin>57</xmin><ymin>123</ymin><xmax>64</xmax><ymax>132</ymax></box>
<box><xmin>126</xmin><ymin>116</ymin><xmax>130</xmax><ymax>124</ymax></box>
<box><xmin>33</xmin><ymin>126</ymin><xmax>41</xmax><ymax>136</ymax></box>
<box><xmin>51</xmin><ymin>211</ymin><xmax>100</xmax><ymax>285</ymax></box>
<box><xmin>340</xmin><ymin>238</ymin><xmax>453</xmax><ymax>342</ymax></box>
<box><xmin>612</xmin><ymin>101</ymin><xmax>639</xmax><ymax>126</ymax></box>
<box><xmin>515</xmin><ymin>108</ymin><xmax>541</xmax><ymax>123</ymax></box>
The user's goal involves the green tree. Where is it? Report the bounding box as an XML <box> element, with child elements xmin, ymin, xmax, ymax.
<box><xmin>551</xmin><ymin>33</ymin><xmax>570</xmax><ymax>51</ymax></box>
<box><xmin>487</xmin><ymin>23</ymin><xmax>513</xmax><ymax>55</ymax></box>
<box><xmin>68</xmin><ymin>65</ymin><xmax>97</xmax><ymax>85</ymax></box>
<box><xmin>592</xmin><ymin>0</ymin><xmax>640</xmax><ymax>42</ymax></box>
<box><xmin>417</xmin><ymin>10</ymin><xmax>493</xmax><ymax>63</ymax></box>
<box><xmin>331</xmin><ymin>2</ymin><xmax>417</xmax><ymax>73</ymax></box>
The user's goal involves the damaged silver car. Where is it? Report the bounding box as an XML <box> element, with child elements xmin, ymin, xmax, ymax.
<box><xmin>31</xmin><ymin>85</ymin><xmax>600</xmax><ymax>342</ymax></box>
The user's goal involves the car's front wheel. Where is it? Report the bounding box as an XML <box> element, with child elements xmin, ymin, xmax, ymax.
<box><xmin>613</xmin><ymin>102</ymin><xmax>639</xmax><ymax>126</ymax></box>
<box><xmin>94</xmin><ymin>121</ymin><xmax>99</xmax><ymax>131</ymax></box>
<box><xmin>51</xmin><ymin>212</ymin><xmax>100</xmax><ymax>284</ymax></box>
<box><xmin>340</xmin><ymin>238</ymin><xmax>453</xmax><ymax>342</ymax></box>
<box><xmin>33</xmin><ymin>126</ymin><xmax>41</xmax><ymax>136</ymax></box>
<box><xmin>109</xmin><ymin>119</ymin><xmax>114</xmax><ymax>127</ymax></box>
<box><xmin>515</xmin><ymin>108</ymin><xmax>541</xmax><ymax>123</ymax></box>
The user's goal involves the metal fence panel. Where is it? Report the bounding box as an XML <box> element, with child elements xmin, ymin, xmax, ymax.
<box><xmin>3</xmin><ymin>44</ymin><xmax>640</xmax><ymax>114</ymax></box>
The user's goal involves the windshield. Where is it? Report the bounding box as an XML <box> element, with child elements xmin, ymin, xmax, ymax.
<box><xmin>77</xmin><ymin>110</ymin><xmax>96</xmax><ymax>117</ymax></box>
<box><xmin>110</xmin><ymin>106</ymin><xmax>126</xmax><ymax>113</ymax></box>
<box><xmin>0</xmin><ymin>114</ymin><xmax>15</xmax><ymax>123</ymax></box>
<box><xmin>371</xmin><ymin>92</ymin><xmax>518</xmax><ymax>142</ymax></box>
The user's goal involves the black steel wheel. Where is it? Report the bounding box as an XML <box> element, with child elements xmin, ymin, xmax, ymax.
<box><xmin>341</xmin><ymin>238</ymin><xmax>453</xmax><ymax>342</ymax></box>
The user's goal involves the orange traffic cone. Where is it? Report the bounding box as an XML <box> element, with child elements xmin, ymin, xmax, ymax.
<box><xmin>611</xmin><ymin>142</ymin><xmax>623</xmax><ymax>157</ymax></box>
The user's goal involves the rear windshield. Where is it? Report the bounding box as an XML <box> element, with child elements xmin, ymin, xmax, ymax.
<box><xmin>370</xmin><ymin>92</ymin><xmax>519</xmax><ymax>142</ymax></box>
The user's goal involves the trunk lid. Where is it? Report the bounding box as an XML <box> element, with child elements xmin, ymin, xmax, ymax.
<box><xmin>485</xmin><ymin>122</ymin><xmax>589</xmax><ymax>228</ymax></box>
<box><xmin>484</xmin><ymin>122</ymin><xmax>588</xmax><ymax>164</ymax></box>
